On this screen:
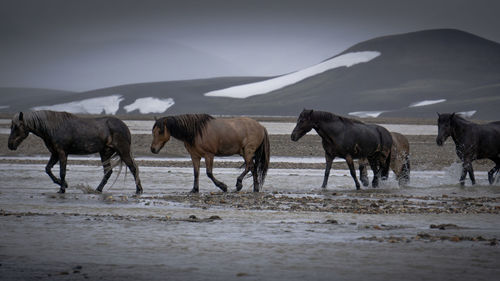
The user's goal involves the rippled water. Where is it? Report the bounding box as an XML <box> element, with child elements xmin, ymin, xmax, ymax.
<box><xmin>1</xmin><ymin>163</ymin><xmax>499</xmax><ymax>281</ymax></box>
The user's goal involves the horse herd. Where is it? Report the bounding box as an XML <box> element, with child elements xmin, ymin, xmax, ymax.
<box><xmin>7</xmin><ymin>109</ymin><xmax>500</xmax><ymax>194</ymax></box>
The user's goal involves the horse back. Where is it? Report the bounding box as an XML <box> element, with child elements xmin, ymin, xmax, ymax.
<box><xmin>476</xmin><ymin>122</ymin><xmax>500</xmax><ymax>158</ymax></box>
<box><xmin>324</xmin><ymin>122</ymin><xmax>391</xmax><ymax>158</ymax></box>
<box><xmin>49</xmin><ymin>116</ymin><xmax>130</xmax><ymax>154</ymax></box>
<box><xmin>102</xmin><ymin>116</ymin><xmax>132</xmax><ymax>144</ymax></box>
<box><xmin>198</xmin><ymin>117</ymin><xmax>266</xmax><ymax>156</ymax></box>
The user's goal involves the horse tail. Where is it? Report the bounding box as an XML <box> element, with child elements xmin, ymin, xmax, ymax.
<box><xmin>102</xmin><ymin>117</ymin><xmax>132</xmax><ymax>190</ymax></box>
<box><xmin>381</xmin><ymin>151</ymin><xmax>391</xmax><ymax>180</ymax></box>
<box><xmin>103</xmin><ymin>152</ymin><xmax>125</xmax><ymax>190</ymax></box>
<box><xmin>254</xmin><ymin>128</ymin><xmax>270</xmax><ymax>189</ymax></box>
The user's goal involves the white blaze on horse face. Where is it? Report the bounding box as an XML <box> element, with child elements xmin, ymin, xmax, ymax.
<box><xmin>151</xmin><ymin>126</ymin><xmax>170</xmax><ymax>153</ymax></box>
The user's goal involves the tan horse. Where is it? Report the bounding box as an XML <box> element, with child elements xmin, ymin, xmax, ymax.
<box><xmin>360</xmin><ymin>132</ymin><xmax>410</xmax><ymax>186</ymax></box>
<box><xmin>151</xmin><ymin>114</ymin><xmax>270</xmax><ymax>193</ymax></box>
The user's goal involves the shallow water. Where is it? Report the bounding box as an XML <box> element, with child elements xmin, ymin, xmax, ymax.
<box><xmin>1</xmin><ymin>163</ymin><xmax>499</xmax><ymax>280</ymax></box>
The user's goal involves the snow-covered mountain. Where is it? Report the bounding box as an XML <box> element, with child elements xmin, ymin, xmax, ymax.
<box><xmin>1</xmin><ymin>29</ymin><xmax>499</xmax><ymax>119</ymax></box>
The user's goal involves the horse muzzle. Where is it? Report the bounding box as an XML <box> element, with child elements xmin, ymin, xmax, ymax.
<box><xmin>8</xmin><ymin>142</ymin><xmax>17</xmax><ymax>151</ymax></box>
<box><xmin>151</xmin><ymin>146</ymin><xmax>159</xmax><ymax>154</ymax></box>
<box><xmin>436</xmin><ymin>138</ymin><xmax>444</xmax><ymax>146</ymax></box>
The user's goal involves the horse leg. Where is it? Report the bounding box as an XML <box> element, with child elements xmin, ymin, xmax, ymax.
<box><xmin>205</xmin><ymin>154</ymin><xmax>228</xmax><ymax>192</ymax></box>
<box><xmin>380</xmin><ymin>151</ymin><xmax>391</xmax><ymax>181</ymax></box>
<box><xmin>236</xmin><ymin>153</ymin><xmax>253</xmax><ymax>192</ymax></box>
<box><xmin>345</xmin><ymin>155</ymin><xmax>361</xmax><ymax>190</ymax></box>
<box><xmin>359</xmin><ymin>158</ymin><xmax>370</xmax><ymax>187</ymax></box>
<box><xmin>368</xmin><ymin>158</ymin><xmax>380</xmax><ymax>188</ymax></box>
<box><xmin>57</xmin><ymin>152</ymin><xmax>68</xmax><ymax>193</ymax></box>
<box><xmin>488</xmin><ymin>159</ymin><xmax>500</xmax><ymax>184</ymax></box>
<box><xmin>467</xmin><ymin>162</ymin><xmax>476</xmax><ymax>185</ymax></box>
<box><xmin>95</xmin><ymin>150</ymin><xmax>114</xmax><ymax>193</ymax></box>
<box><xmin>459</xmin><ymin>160</ymin><xmax>473</xmax><ymax>186</ymax></box>
<box><xmin>191</xmin><ymin>156</ymin><xmax>201</xmax><ymax>193</ymax></box>
<box><xmin>45</xmin><ymin>153</ymin><xmax>61</xmax><ymax>185</ymax></box>
<box><xmin>321</xmin><ymin>153</ymin><xmax>334</xmax><ymax>188</ymax></box>
<box><xmin>399</xmin><ymin>155</ymin><xmax>411</xmax><ymax>186</ymax></box>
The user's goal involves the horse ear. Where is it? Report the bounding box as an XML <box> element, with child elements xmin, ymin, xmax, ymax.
<box><xmin>19</xmin><ymin>112</ymin><xmax>24</xmax><ymax>121</ymax></box>
<box><xmin>450</xmin><ymin>112</ymin><xmax>455</xmax><ymax>118</ymax></box>
<box><xmin>436</xmin><ymin>112</ymin><xmax>440</xmax><ymax>117</ymax></box>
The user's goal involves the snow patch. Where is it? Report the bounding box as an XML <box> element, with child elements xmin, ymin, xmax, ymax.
<box><xmin>124</xmin><ymin>97</ymin><xmax>175</xmax><ymax>114</ymax></box>
<box><xmin>32</xmin><ymin>95</ymin><xmax>123</xmax><ymax>115</ymax></box>
<box><xmin>204</xmin><ymin>51</ymin><xmax>381</xmax><ymax>99</ymax></box>
<box><xmin>457</xmin><ymin>110</ymin><xmax>476</xmax><ymax>118</ymax></box>
<box><xmin>409</xmin><ymin>99</ymin><xmax>446</xmax><ymax>107</ymax></box>
<box><xmin>348</xmin><ymin>111</ymin><xmax>387</xmax><ymax>118</ymax></box>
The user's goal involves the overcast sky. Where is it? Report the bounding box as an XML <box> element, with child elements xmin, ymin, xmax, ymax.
<box><xmin>1</xmin><ymin>0</ymin><xmax>499</xmax><ymax>92</ymax></box>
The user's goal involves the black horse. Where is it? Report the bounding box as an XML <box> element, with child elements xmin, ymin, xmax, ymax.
<box><xmin>436</xmin><ymin>113</ymin><xmax>500</xmax><ymax>185</ymax></box>
<box><xmin>8</xmin><ymin>110</ymin><xmax>143</xmax><ymax>194</ymax></box>
<box><xmin>291</xmin><ymin>109</ymin><xmax>392</xmax><ymax>189</ymax></box>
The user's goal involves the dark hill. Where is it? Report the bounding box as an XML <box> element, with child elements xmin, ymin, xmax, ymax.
<box><xmin>1</xmin><ymin>29</ymin><xmax>499</xmax><ymax>119</ymax></box>
<box><xmin>233</xmin><ymin>29</ymin><xmax>500</xmax><ymax>119</ymax></box>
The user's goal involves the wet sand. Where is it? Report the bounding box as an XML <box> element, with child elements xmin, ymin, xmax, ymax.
<box><xmin>1</xmin><ymin>117</ymin><xmax>499</xmax><ymax>280</ymax></box>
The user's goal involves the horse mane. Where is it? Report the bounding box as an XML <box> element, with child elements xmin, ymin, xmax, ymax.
<box><xmin>451</xmin><ymin>113</ymin><xmax>472</xmax><ymax>123</ymax></box>
<box><xmin>17</xmin><ymin>110</ymin><xmax>77</xmax><ymax>137</ymax></box>
<box><xmin>311</xmin><ymin>110</ymin><xmax>363</xmax><ymax>125</ymax></box>
<box><xmin>156</xmin><ymin>114</ymin><xmax>214</xmax><ymax>145</ymax></box>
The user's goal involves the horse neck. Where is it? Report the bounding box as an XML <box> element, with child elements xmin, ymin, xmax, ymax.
<box><xmin>313</xmin><ymin>117</ymin><xmax>343</xmax><ymax>142</ymax></box>
<box><xmin>24</xmin><ymin>111</ymin><xmax>70</xmax><ymax>140</ymax></box>
<box><xmin>450</xmin><ymin>116</ymin><xmax>472</xmax><ymax>143</ymax></box>
<box><xmin>23</xmin><ymin>114</ymin><xmax>48</xmax><ymax>139</ymax></box>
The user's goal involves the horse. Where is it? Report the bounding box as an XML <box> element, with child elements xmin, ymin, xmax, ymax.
<box><xmin>436</xmin><ymin>112</ymin><xmax>500</xmax><ymax>185</ymax></box>
<box><xmin>359</xmin><ymin>132</ymin><xmax>410</xmax><ymax>186</ymax></box>
<box><xmin>291</xmin><ymin>109</ymin><xmax>392</xmax><ymax>189</ymax></box>
<box><xmin>8</xmin><ymin>110</ymin><xmax>143</xmax><ymax>194</ymax></box>
<box><xmin>150</xmin><ymin>114</ymin><xmax>270</xmax><ymax>193</ymax></box>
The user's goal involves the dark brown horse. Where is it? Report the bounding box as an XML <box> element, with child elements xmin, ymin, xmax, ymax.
<box><xmin>360</xmin><ymin>132</ymin><xmax>410</xmax><ymax>186</ymax></box>
<box><xmin>151</xmin><ymin>114</ymin><xmax>270</xmax><ymax>193</ymax></box>
<box><xmin>291</xmin><ymin>109</ymin><xmax>392</xmax><ymax>189</ymax></box>
<box><xmin>437</xmin><ymin>113</ymin><xmax>500</xmax><ymax>185</ymax></box>
<box><xmin>8</xmin><ymin>110</ymin><xmax>143</xmax><ymax>194</ymax></box>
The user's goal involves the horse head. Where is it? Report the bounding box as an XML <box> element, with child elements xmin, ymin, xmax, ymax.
<box><xmin>151</xmin><ymin>118</ymin><xmax>171</xmax><ymax>154</ymax></box>
<box><xmin>8</xmin><ymin>112</ymin><xmax>30</xmax><ymax>150</ymax></box>
<box><xmin>436</xmin><ymin>112</ymin><xmax>454</xmax><ymax>146</ymax></box>
<box><xmin>291</xmin><ymin>109</ymin><xmax>314</xmax><ymax>141</ymax></box>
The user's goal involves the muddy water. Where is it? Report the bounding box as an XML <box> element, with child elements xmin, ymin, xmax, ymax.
<box><xmin>1</xmin><ymin>163</ymin><xmax>500</xmax><ymax>281</ymax></box>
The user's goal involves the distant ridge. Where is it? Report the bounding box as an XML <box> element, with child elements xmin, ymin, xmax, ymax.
<box><xmin>1</xmin><ymin>29</ymin><xmax>499</xmax><ymax>119</ymax></box>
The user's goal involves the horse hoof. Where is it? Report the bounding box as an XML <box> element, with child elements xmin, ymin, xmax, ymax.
<box><xmin>57</xmin><ymin>189</ymin><xmax>65</xmax><ymax>194</ymax></box>
<box><xmin>190</xmin><ymin>189</ymin><xmax>199</xmax><ymax>193</ymax></box>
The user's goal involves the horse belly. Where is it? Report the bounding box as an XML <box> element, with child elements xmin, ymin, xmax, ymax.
<box><xmin>215</xmin><ymin>141</ymin><xmax>242</xmax><ymax>156</ymax></box>
<box><xmin>67</xmin><ymin>139</ymin><xmax>106</xmax><ymax>154</ymax></box>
